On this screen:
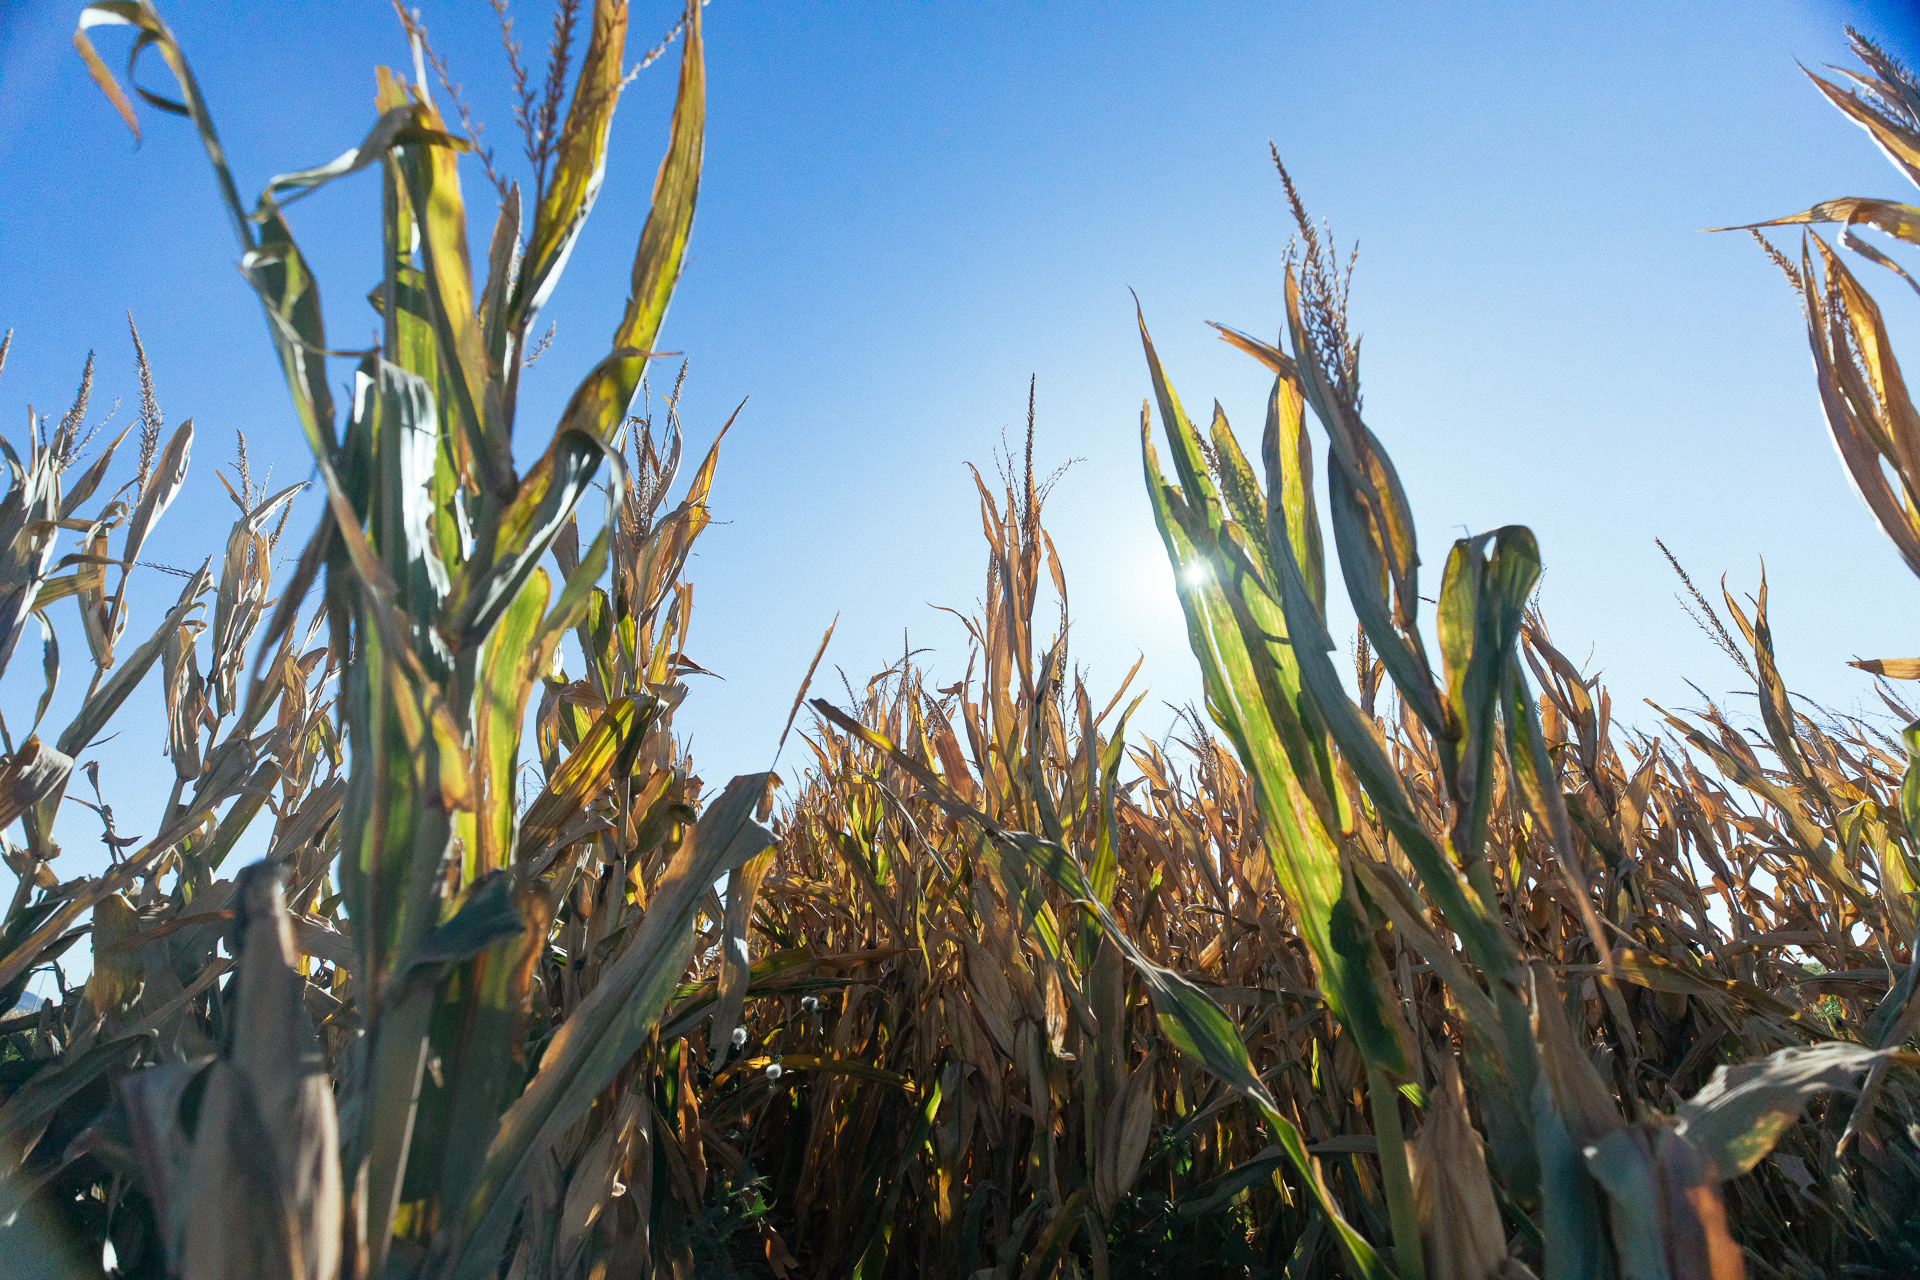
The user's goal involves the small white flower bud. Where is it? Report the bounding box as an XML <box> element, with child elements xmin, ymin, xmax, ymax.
<box><xmin>730</xmin><ymin>1025</ymin><xmax>748</xmax><ymax>1048</ymax></box>
<box><xmin>764</xmin><ymin>1061</ymin><xmax>783</xmax><ymax>1081</ymax></box>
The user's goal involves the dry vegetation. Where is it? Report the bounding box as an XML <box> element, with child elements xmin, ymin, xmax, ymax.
<box><xmin>2</xmin><ymin>5</ymin><xmax>1919</xmax><ymax>1279</ymax></box>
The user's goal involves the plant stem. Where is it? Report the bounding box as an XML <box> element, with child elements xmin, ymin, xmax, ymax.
<box><xmin>1367</xmin><ymin>1063</ymin><xmax>1425</xmax><ymax>1280</ymax></box>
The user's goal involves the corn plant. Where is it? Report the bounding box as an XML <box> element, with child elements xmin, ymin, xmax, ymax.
<box><xmin>0</xmin><ymin>2</ymin><xmax>780</xmax><ymax>1277</ymax></box>
<box><xmin>1719</xmin><ymin>27</ymin><xmax>1920</xmax><ymax>918</ymax></box>
<box><xmin>1130</xmin><ymin>139</ymin><xmax>1920</xmax><ymax>1278</ymax></box>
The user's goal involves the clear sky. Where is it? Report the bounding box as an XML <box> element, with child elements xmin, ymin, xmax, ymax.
<box><xmin>3</xmin><ymin>0</ymin><xmax>1920</xmax><ymax>889</ymax></box>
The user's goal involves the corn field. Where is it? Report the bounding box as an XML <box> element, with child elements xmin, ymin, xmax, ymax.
<box><xmin>3</xmin><ymin>5</ymin><xmax>1920</xmax><ymax>1279</ymax></box>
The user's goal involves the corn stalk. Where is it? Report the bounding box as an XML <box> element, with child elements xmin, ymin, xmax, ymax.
<box><xmin>14</xmin><ymin>2</ymin><xmax>775</xmax><ymax>1276</ymax></box>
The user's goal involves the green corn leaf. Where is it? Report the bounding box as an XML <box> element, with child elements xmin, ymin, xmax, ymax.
<box><xmin>1084</xmin><ymin>689</ymin><xmax>1144</xmax><ymax>913</ymax></box>
<box><xmin>1436</xmin><ymin>527</ymin><xmax>1539</xmax><ymax>861</ymax></box>
<box><xmin>395</xmin><ymin>95</ymin><xmax>509</xmax><ymax>497</ymax></box>
<box><xmin>512</xmin><ymin>0</ymin><xmax>632</xmax><ymax>332</ymax></box>
<box><xmin>1206</xmin><ymin>401</ymin><xmax>1274</xmax><ymax>581</ymax></box>
<box><xmin>516</xmin><ymin>696</ymin><xmax>649</xmax><ymax>864</ymax></box>
<box><xmin>449</xmin><ymin>0</ymin><xmax>707</xmax><ymax>644</ymax></box>
<box><xmin>1259</xmin><ymin>368</ymin><xmax>1326</xmax><ymax>612</ymax></box>
<box><xmin>423</xmin><ymin>879</ymin><xmax>551</xmax><ymax>1243</ymax></box>
<box><xmin>255</xmin><ymin>103</ymin><xmax>419</xmax><ymax>212</ymax></box>
<box><xmin>608</xmin><ymin>0</ymin><xmax>704</xmax><ymax>366</ymax></box>
<box><xmin>472</xmin><ymin>527</ymin><xmax>613</xmax><ymax>872</ymax></box>
<box><xmin>449</xmin><ymin>427</ymin><xmax>616</xmax><ymax>649</ymax></box>
<box><xmin>410</xmin><ymin>872</ymin><xmax>525</xmax><ymax>970</ymax></box>
<box><xmin>76</xmin><ymin>1</ymin><xmax>251</xmax><ymax>246</ymax></box>
<box><xmin>1282</xmin><ymin>267</ymin><xmax>1422</xmax><ymax>629</ymax></box>
<box><xmin>358</xmin><ymin>984</ymin><xmax>435</xmax><ymax>1276</ymax></box>
<box><xmin>349</xmin><ymin>663</ymin><xmax>469</xmax><ymax>1272</ymax></box>
<box><xmin>474</xmin><ymin>569</ymin><xmax>550</xmax><ymax>876</ymax></box>
<box><xmin>1140</xmin><ymin>376</ymin><xmax>1406</xmax><ymax>1077</ymax></box>
<box><xmin>79</xmin><ymin>4</ymin><xmax>349</xmax><ymax>462</ymax></box>
<box><xmin>1325</xmin><ymin>460</ymin><xmax>1447</xmax><ymax>740</ymax></box>
<box><xmin>1531</xmin><ymin>1078</ymin><xmax>1611</xmax><ymax>1280</ymax></box>
<box><xmin>1272</xmin><ymin>522</ymin><xmax>1550</xmax><ymax>1172</ymax></box>
<box><xmin>1263</xmin><ymin>261</ymin><xmax>1446</xmax><ymax>742</ymax></box>
<box><xmin>1581</xmin><ymin>1130</ymin><xmax>1672</xmax><ymax>1280</ymax></box>
<box><xmin>849</xmin><ymin>1078</ymin><xmax>944</xmax><ymax>1280</ymax></box>
<box><xmin>368</xmin><ymin>357</ymin><xmax>451</xmax><ymax>642</ymax></box>
<box><xmin>479</xmin><ymin>185</ymin><xmax>521</xmax><ymax>375</ymax></box>
<box><xmin>1178</xmin><ymin>1144</ymin><xmax>1289</xmax><ymax>1219</ymax></box>
<box><xmin>337</xmin><ymin>640</ymin><xmax>469</xmax><ymax>979</ymax></box>
<box><xmin>1674</xmin><ymin>1042</ymin><xmax>1900</xmax><ymax>1182</ymax></box>
<box><xmin>1267</xmin><ymin>492</ymin><xmax>1520</xmax><ymax>985</ymax></box>
<box><xmin>1136</xmin><ymin>307</ymin><xmax>1226</xmax><ymax>528</ymax></box>
<box><xmin>439</xmin><ymin>772</ymin><xmax>775</xmax><ymax>1280</ymax></box>
<box><xmin>243</xmin><ymin>208</ymin><xmax>340</xmax><ymax>463</ymax></box>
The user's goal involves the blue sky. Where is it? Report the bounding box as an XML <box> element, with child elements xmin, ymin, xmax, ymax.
<box><xmin>3</xmin><ymin>0</ymin><xmax>1920</xmax><ymax>889</ymax></box>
